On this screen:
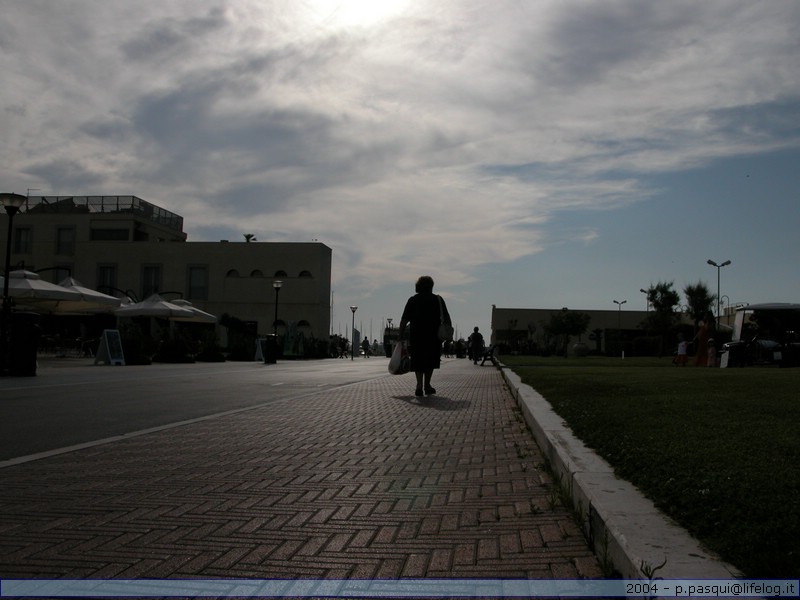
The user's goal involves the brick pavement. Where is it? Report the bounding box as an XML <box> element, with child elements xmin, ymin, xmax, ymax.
<box><xmin>0</xmin><ymin>359</ymin><xmax>602</xmax><ymax>580</ymax></box>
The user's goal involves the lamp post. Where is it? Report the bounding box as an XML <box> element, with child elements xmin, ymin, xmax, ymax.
<box><xmin>613</xmin><ymin>299</ymin><xmax>627</xmax><ymax>358</ymax></box>
<box><xmin>640</xmin><ymin>288</ymin><xmax>649</xmax><ymax>312</ymax></box>
<box><xmin>706</xmin><ymin>259</ymin><xmax>731</xmax><ymax>321</ymax></box>
<box><xmin>1</xmin><ymin>193</ymin><xmax>26</xmax><ymax>374</ymax></box>
<box><xmin>350</xmin><ymin>306</ymin><xmax>357</xmax><ymax>360</ymax></box>
<box><xmin>272</xmin><ymin>280</ymin><xmax>283</xmax><ymax>335</ymax></box>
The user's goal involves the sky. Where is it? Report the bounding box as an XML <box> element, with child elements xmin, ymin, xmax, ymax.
<box><xmin>2</xmin><ymin>0</ymin><xmax>799</xmax><ymax>341</ymax></box>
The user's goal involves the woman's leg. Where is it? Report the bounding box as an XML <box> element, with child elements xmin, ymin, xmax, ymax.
<box><xmin>423</xmin><ymin>369</ymin><xmax>435</xmax><ymax>394</ymax></box>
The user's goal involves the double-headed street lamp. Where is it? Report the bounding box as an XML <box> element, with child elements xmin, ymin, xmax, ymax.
<box><xmin>350</xmin><ymin>306</ymin><xmax>357</xmax><ymax>360</ymax></box>
<box><xmin>613</xmin><ymin>299</ymin><xmax>627</xmax><ymax>358</ymax></box>
<box><xmin>706</xmin><ymin>259</ymin><xmax>731</xmax><ymax>321</ymax></box>
<box><xmin>1</xmin><ymin>193</ymin><xmax>26</xmax><ymax>374</ymax></box>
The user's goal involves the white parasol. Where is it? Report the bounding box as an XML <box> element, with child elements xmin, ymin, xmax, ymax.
<box><xmin>1</xmin><ymin>270</ymin><xmax>83</xmax><ymax>309</ymax></box>
<box><xmin>55</xmin><ymin>277</ymin><xmax>122</xmax><ymax>313</ymax></box>
<box><xmin>170</xmin><ymin>299</ymin><xmax>217</xmax><ymax>323</ymax></box>
<box><xmin>114</xmin><ymin>294</ymin><xmax>196</xmax><ymax>319</ymax></box>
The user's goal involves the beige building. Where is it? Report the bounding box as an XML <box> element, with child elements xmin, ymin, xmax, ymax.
<box><xmin>1</xmin><ymin>196</ymin><xmax>332</xmax><ymax>341</ymax></box>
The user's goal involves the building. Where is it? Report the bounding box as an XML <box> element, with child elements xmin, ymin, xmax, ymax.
<box><xmin>1</xmin><ymin>196</ymin><xmax>332</xmax><ymax>343</ymax></box>
<box><xmin>490</xmin><ymin>305</ymin><xmax>691</xmax><ymax>355</ymax></box>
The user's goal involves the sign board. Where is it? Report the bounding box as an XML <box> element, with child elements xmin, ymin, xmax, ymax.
<box><xmin>94</xmin><ymin>329</ymin><xmax>125</xmax><ymax>366</ymax></box>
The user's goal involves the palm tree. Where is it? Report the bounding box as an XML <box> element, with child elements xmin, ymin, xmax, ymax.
<box><xmin>683</xmin><ymin>281</ymin><xmax>715</xmax><ymax>326</ymax></box>
<box><xmin>643</xmin><ymin>281</ymin><xmax>680</xmax><ymax>356</ymax></box>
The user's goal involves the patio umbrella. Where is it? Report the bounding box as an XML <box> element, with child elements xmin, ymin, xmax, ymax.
<box><xmin>114</xmin><ymin>294</ymin><xmax>196</xmax><ymax>320</ymax></box>
<box><xmin>170</xmin><ymin>299</ymin><xmax>217</xmax><ymax>323</ymax></box>
<box><xmin>55</xmin><ymin>277</ymin><xmax>122</xmax><ymax>314</ymax></box>
<box><xmin>1</xmin><ymin>270</ymin><xmax>82</xmax><ymax>310</ymax></box>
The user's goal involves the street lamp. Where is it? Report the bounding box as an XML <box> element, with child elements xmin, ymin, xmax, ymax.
<box><xmin>613</xmin><ymin>299</ymin><xmax>627</xmax><ymax>358</ymax></box>
<box><xmin>272</xmin><ymin>280</ymin><xmax>283</xmax><ymax>335</ymax></box>
<box><xmin>1</xmin><ymin>193</ymin><xmax>26</xmax><ymax>374</ymax></box>
<box><xmin>706</xmin><ymin>259</ymin><xmax>731</xmax><ymax>321</ymax></box>
<box><xmin>640</xmin><ymin>288</ymin><xmax>649</xmax><ymax>312</ymax></box>
<box><xmin>350</xmin><ymin>306</ymin><xmax>357</xmax><ymax>360</ymax></box>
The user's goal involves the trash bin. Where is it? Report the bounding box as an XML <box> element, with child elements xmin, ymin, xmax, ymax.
<box><xmin>263</xmin><ymin>334</ymin><xmax>279</xmax><ymax>364</ymax></box>
<box><xmin>10</xmin><ymin>312</ymin><xmax>40</xmax><ymax>376</ymax></box>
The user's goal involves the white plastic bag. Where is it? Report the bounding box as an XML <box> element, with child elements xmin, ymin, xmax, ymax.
<box><xmin>388</xmin><ymin>341</ymin><xmax>410</xmax><ymax>375</ymax></box>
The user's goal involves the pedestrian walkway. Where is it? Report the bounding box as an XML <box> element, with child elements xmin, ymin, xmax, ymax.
<box><xmin>0</xmin><ymin>358</ymin><xmax>602</xmax><ymax>580</ymax></box>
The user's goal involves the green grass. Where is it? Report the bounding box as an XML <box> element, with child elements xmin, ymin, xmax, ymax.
<box><xmin>501</xmin><ymin>355</ymin><xmax>800</xmax><ymax>578</ymax></box>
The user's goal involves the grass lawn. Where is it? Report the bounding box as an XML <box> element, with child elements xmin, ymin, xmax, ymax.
<box><xmin>500</xmin><ymin>355</ymin><xmax>799</xmax><ymax>578</ymax></box>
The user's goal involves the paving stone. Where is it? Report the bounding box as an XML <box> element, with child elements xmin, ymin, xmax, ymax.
<box><xmin>0</xmin><ymin>360</ymin><xmax>601</xmax><ymax>580</ymax></box>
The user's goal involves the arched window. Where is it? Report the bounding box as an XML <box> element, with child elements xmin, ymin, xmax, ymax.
<box><xmin>298</xmin><ymin>270</ymin><xmax>312</xmax><ymax>278</ymax></box>
<box><xmin>250</xmin><ymin>269</ymin><xmax>264</xmax><ymax>277</ymax></box>
<box><xmin>225</xmin><ymin>269</ymin><xmax>240</xmax><ymax>278</ymax></box>
<box><xmin>298</xmin><ymin>320</ymin><xmax>311</xmax><ymax>327</ymax></box>
<box><xmin>274</xmin><ymin>270</ymin><xmax>288</xmax><ymax>277</ymax></box>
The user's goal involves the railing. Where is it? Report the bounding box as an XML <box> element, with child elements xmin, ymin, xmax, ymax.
<box><xmin>21</xmin><ymin>196</ymin><xmax>184</xmax><ymax>233</ymax></box>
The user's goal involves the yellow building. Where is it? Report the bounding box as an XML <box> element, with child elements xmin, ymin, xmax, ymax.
<box><xmin>1</xmin><ymin>196</ymin><xmax>332</xmax><ymax>342</ymax></box>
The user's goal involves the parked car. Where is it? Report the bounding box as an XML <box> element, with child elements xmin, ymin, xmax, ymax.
<box><xmin>721</xmin><ymin>303</ymin><xmax>800</xmax><ymax>367</ymax></box>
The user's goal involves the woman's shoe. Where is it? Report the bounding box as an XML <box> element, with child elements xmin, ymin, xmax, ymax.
<box><xmin>425</xmin><ymin>386</ymin><xmax>436</xmax><ymax>395</ymax></box>
<box><xmin>415</xmin><ymin>388</ymin><xmax>424</xmax><ymax>397</ymax></box>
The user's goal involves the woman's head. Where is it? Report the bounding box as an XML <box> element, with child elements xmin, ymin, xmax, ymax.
<box><xmin>415</xmin><ymin>275</ymin><xmax>434</xmax><ymax>293</ymax></box>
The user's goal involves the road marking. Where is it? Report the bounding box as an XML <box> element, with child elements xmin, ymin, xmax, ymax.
<box><xmin>0</xmin><ymin>372</ymin><xmax>392</xmax><ymax>470</ymax></box>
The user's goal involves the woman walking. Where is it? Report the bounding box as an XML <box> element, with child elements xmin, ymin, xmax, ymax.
<box><xmin>398</xmin><ymin>275</ymin><xmax>452</xmax><ymax>397</ymax></box>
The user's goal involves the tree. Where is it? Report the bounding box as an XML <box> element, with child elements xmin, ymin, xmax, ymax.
<box><xmin>542</xmin><ymin>309</ymin><xmax>591</xmax><ymax>357</ymax></box>
<box><xmin>683</xmin><ymin>281</ymin><xmax>715</xmax><ymax>325</ymax></box>
<box><xmin>243</xmin><ymin>233</ymin><xmax>257</xmax><ymax>243</ymax></box>
<box><xmin>643</xmin><ymin>281</ymin><xmax>680</xmax><ymax>356</ymax></box>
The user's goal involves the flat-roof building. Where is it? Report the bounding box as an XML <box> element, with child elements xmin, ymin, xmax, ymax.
<box><xmin>1</xmin><ymin>196</ymin><xmax>332</xmax><ymax>343</ymax></box>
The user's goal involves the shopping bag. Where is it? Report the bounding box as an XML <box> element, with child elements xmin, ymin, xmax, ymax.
<box><xmin>437</xmin><ymin>295</ymin><xmax>454</xmax><ymax>342</ymax></box>
<box><xmin>388</xmin><ymin>341</ymin><xmax>410</xmax><ymax>375</ymax></box>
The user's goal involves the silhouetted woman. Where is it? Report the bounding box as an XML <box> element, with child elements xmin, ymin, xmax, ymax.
<box><xmin>398</xmin><ymin>275</ymin><xmax>451</xmax><ymax>397</ymax></box>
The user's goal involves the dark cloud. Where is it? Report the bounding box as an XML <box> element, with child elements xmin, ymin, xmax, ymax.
<box><xmin>708</xmin><ymin>97</ymin><xmax>800</xmax><ymax>141</ymax></box>
<box><xmin>538</xmin><ymin>1</ymin><xmax>705</xmax><ymax>89</ymax></box>
<box><xmin>121</xmin><ymin>8</ymin><xmax>228</xmax><ymax>63</ymax></box>
<box><xmin>23</xmin><ymin>158</ymin><xmax>105</xmax><ymax>191</ymax></box>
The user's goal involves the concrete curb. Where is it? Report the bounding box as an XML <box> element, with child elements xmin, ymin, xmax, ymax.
<box><xmin>498</xmin><ymin>364</ymin><xmax>740</xmax><ymax>580</ymax></box>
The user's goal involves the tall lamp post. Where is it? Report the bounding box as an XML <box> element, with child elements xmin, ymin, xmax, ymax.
<box><xmin>640</xmin><ymin>288</ymin><xmax>649</xmax><ymax>312</ymax></box>
<box><xmin>613</xmin><ymin>299</ymin><xmax>627</xmax><ymax>358</ymax></box>
<box><xmin>706</xmin><ymin>259</ymin><xmax>731</xmax><ymax>321</ymax></box>
<box><xmin>1</xmin><ymin>193</ymin><xmax>26</xmax><ymax>374</ymax></box>
<box><xmin>272</xmin><ymin>280</ymin><xmax>283</xmax><ymax>335</ymax></box>
<box><xmin>350</xmin><ymin>305</ymin><xmax>357</xmax><ymax>360</ymax></box>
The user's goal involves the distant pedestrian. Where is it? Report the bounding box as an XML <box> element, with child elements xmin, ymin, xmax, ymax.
<box><xmin>468</xmin><ymin>327</ymin><xmax>484</xmax><ymax>365</ymax></box>
<box><xmin>674</xmin><ymin>334</ymin><xmax>688</xmax><ymax>366</ymax></box>
<box><xmin>693</xmin><ymin>313</ymin><xmax>715</xmax><ymax>367</ymax></box>
<box><xmin>361</xmin><ymin>337</ymin><xmax>371</xmax><ymax>357</ymax></box>
<box><xmin>398</xmin><ymin>275</ymin><xmax>451</xmax><ymax>397</ymax></box>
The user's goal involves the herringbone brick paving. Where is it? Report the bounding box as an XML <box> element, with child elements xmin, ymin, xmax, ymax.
<box><xmin>0</xmin><ymin>360</ymin><xmax>602</xmax><ymax>580</ymax></box>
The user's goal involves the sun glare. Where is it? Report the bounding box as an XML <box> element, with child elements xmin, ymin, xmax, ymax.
<box><xmin>304</xmin><ymin>0</ymin><xmax>409</xmax><ymax>29</ymax></box>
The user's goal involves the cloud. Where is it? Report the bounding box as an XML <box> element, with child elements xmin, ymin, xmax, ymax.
<box><xmin>2</xmin><ymin>0</ymin><xmax>800</xmax><ymax>303</ymax></box>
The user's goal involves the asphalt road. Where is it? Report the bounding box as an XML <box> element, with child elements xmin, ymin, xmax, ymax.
<box><xmin>0</xmin><ymin>358</ymin><xmax>391</xmax><ymax>462</ymax></box>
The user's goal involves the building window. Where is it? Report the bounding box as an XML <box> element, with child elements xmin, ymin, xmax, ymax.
<box><xmin>56</xmin><ymin>227</ymin><xmax>76</xmax><ymax>255</ymax></box>
<box><xmin>299</xmin><ymin>270</ymin><xmax>312</xmax><ymax>278</ymax></box>
<box><xmin>250</xmin><ymin>270</ymin><xmax>264</xmax><ymax>277</ymax></box>
<box><xmin>225</xmin><ymin>269</ymin><xmax>240</xmax><ymax>278</ymax></box>
<box><xmin>274</xmin><ymin>270</ymin><xmax>288</xmax><ymax>277</ymax></box>
<box><xmin>97</xmin><ymin>264</ymin><xmax>118</xmax><ymax>295</ymax></box>
<box><xmin>142</xmin><ymin>265</ymin><xmax>162</xmax><ymax>298</ymax></box>
<box><xmin>187</xmin><ymin>266</ymin><xmax>208</xmax><ymax>300</ymax></box>
<box><xmin>13</xmin><ymin>227</ymin><xmax>32</xmax><ymax>254</ymax></box>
